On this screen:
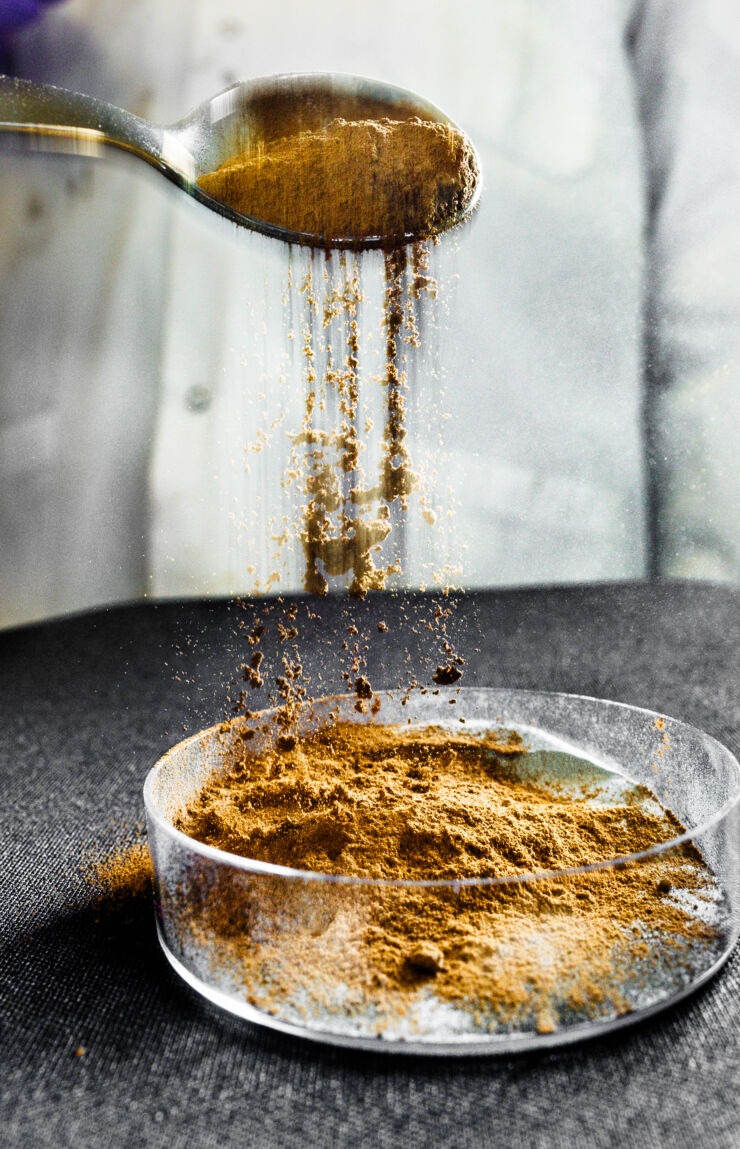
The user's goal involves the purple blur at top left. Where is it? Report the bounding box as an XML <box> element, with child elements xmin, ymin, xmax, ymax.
<box><xmin>0</xmin><ymin>0</ymin><xmax>65</xmax><ymax>33</ymax></box>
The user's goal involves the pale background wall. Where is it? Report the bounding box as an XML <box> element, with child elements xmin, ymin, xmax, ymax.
<box><xmin>0</xmin><ymin>0</ymin><xmax>738</xmax><ymax>627</ymax></box>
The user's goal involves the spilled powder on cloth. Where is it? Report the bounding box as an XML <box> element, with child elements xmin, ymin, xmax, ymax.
<box><xmin>83</xmin><ymin>840</ymin><xmax>153</xmax><ymax>904</ymax></box>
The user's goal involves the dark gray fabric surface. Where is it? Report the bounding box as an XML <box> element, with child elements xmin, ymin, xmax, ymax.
<box><xmin>1</xmin><ymin>581</ymin><xmax>739</xmax><ymax>1149</ymax></box>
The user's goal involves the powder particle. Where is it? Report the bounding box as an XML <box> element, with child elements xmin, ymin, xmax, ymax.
<box><xmin>407</xmin><ymin>942</ymin><xmax>445</xmax><ymax>974</ymax></box>
<box><xmin>432</xmin><ymin>662</ymin><xmax>463</xmax><ymax>686</ymax></box>
<box><xmin>242</xmin><ymin>663</ymin><xmax>263</xmax><ymax>690</ymax></box>
<box><xmin>293</xmin><ymin>247</ymin><xmax>425</xmax><ymax>604</ymax></box>
<box><xmin>197</xmin><ymin>117</ymin><xmax>478</xmax><ymax>245</ymax></box>
<box><xmin>353</xmin><ymin>676</ymin><xmax>373</xmax><ymax>701</ymax></box>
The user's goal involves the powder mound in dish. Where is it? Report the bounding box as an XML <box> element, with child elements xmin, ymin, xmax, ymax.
<box><xmin>197</xmin><ymin>117</ymin><xmax>479</xmax><ymax>242</ymax></box>
<box><xmin>175</xmin><ymin>721</ymin><xmax>684</xmax><ymax>882</ymax></box>
<box><xmin>172</xmin><ymin>721</ymin><xmax>720</xmax><ymax>1034</ymax></box>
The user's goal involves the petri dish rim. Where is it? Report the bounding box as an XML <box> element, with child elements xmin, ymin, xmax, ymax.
<box><xmin>143</xmin><ymin>686</ymin><xmax>740</xmax><ymax>893</ymax></box>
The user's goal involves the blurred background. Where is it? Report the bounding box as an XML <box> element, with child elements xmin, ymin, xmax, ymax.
<box><xmin>1</xmin><ymin>0</ymin><xmax>739</xmax><ymax>629</ymax></box>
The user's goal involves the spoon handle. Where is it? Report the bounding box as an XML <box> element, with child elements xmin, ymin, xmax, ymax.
<box><xmin>0</xmin><ymin>74</ymin><xmax>190</xmax><ymax>179</ymax></box>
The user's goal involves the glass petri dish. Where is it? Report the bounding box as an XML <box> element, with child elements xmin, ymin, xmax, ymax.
<box><xmin>143</xmin><ymin>688</ymin><xmax>740</xmax><ymax>1055</ymax></box>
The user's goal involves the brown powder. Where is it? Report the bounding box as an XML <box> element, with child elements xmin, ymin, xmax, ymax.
<box><xmin>84</xmin><ymin>840</ymin><xmax>153</xmax><ymax>904</ymax></box>
<box><xmin>197</xmin><ymin>117</ymin><xmax>479</xmax><ymax>245</ymax></box>
<box><xmin>211</xmin><ymin>114</ymin><xmax>469</xmax><ymax>710</ymax></box>
<box><xmin>231</xmin><ymin>239</ymin><xmax>463</xmax><ymax>720</ymax></box>
<box><xmin>177</xmin><ymin>722</ymin><xmax>679</xmax><ymax>879</ymax></box>
<box><xmin>291</xmin><ymin>247</ymin><xmax>425</xmax><ymax>602</ymax></box>
<box><xmin>171</xmin><ymin>721</ymin><xmax>720</xmax><ymax>1034</ymax></box>
<box><xmin>432</xmin><ymin>661</ymin><xmax>464</xmax><ymax>685</ymax></box>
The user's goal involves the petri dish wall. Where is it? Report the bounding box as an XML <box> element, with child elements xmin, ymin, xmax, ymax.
<box><xmin>144</xmin><ymin>687</ymin><xmax>740</xmax><ymax>1055</ymax></box>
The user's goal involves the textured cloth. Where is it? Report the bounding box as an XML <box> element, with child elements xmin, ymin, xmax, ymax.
<box><xmin>1</xmin><ymin>582</ymin><xmax>739</xmax><ymax>1148</ymax></box>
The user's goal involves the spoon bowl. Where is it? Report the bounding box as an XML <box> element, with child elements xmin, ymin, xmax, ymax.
<box><xmin>0</xmin><ymin>71</ymin><xmax>481</xmax><ymax>248</ymax></box>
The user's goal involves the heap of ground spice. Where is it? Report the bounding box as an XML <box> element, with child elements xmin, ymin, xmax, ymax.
<box><xmin>197</xmin><ymin>117</ymin><xmax>478</xmax><ymax>243</ymax></box>
<box><xmin>172</xmin><ymin>720</ymin><xmax>720</xmax><ymax>1035</ymax></box>
<box><xmin>176</xmin><ymin>722</ymin><xmax>683</xmax><ymax>879</ymax></box>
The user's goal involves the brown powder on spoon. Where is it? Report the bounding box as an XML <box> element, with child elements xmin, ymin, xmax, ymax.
<box><xmin>196</xmin><ymin>116</ymin><xmax>478</xmax><ymax>244</ymax></box>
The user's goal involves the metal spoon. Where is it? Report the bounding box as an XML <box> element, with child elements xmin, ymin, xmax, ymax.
<box><xmin>0</xmin><ymin>71</ymin><xmax>480</xmax><ymax>249</ymax></box>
